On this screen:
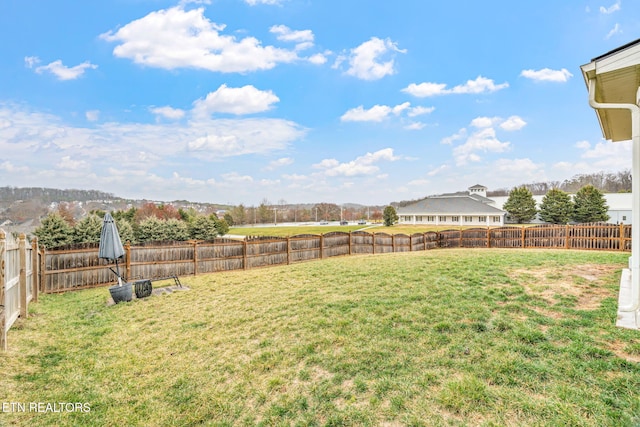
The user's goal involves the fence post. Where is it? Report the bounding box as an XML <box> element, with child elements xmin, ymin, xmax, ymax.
<box><xmin>193</xmin><ymin>240</ymin><xmax>199</xmax><ymax>276</ymax></box>
<box><xmin>287</xmin><ymin>237</ymin><xmax>291</xmax><ymax>265</ymax></box>
<box><xmin>409</xmin><ymin>234</ymin><xmax>413</xmax><ymax>251</ymax></box>
<box><xmin>243</xmin><ymin>238</ymin><xmax>248</xmax><ymax>270</ymax></box>
<box><xmin>620</xmin><ymin>223</ymin><xmax>625</xmax><ymax>251</ymax></box>
<box><xmin>459</xmin><ymin>229</ymin><xmax>463</xmax><ymax>248</ymax></box>
<box><xmin>348</xmin><ymin>232</ymin><xmax>352</xmax><ymax>255</ymax></box>
<box><xmin>19</xmin><ymin>234</ymin><xmax>27</xmax><ymax>319</ymax></box>
<box><xmin>320</xmin><ymin>234</ymin><xmax>324</xmax><ymax>259</ymax></box>
<box><xmin>565</xmin><ymin>224</ymin><xmax>570</xmax><ymax>250</ymax></box>
<box><xmin>0</xmin><ymin>230</ymin><xmax>6</xmax><ymax>351</ymax></box>
<box><xmin>125</xmin><ymin>242</ymin><xmax>131</xmax><ymax>281</ymax></box>
<box><xmin>521</xmin><ymin>227</ymin><xmax>525</xmax><ymax>248</ymax></box>
<box><xmin>31</xmin><ymin>238</ymin><xmax>38</xmax><ymax>303</ymax></box>
<box><xmin>39</xmin><ymin>247</ymin><xmax>46</xmax><ymax>293</ymax></box>
<box><xmin>392</xmin><ymin>234</ymin><xmax>396</xmax><ymax>252</ymax></box>
<box><xmin>372</xmin><ymin>232</ymin><xmax>376</xmax><ymax>254</ymax></box>
<box><xmin>487</xmin><ymin>227</ymin><xmax>491</xmax><ymax>249</ymax></box>
<box><xmin>424</xmin><ymin>232</ymin><xmax>427</xmax><ymax>251</ymax></box>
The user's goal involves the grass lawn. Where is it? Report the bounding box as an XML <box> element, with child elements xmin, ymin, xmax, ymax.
<box><xmin>2</xmin><ymin>249</ymin><xmax>640</xmax><ymax>426</ymax></box>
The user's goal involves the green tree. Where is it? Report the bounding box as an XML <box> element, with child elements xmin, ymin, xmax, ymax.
<box><xmin>383</xmin><ymin>206</ymin><xmax>399</xmax><ymax>227</ymax></box>
<box><xmin>539</xmin><ymin>189</ymin><xmax>573</xmax><ymax>224</ymax></box>
<box><xmin>572</xmin><ymin>185</ymin><xmax>609</xmax><ymax>223</ymax></box>
<box><xmin>213</xmin><ymin>216</ymin><xmax>229</xmax><ymax>236</ymax></box>
<box><xmin>135</xmin><ymin>217</ymin><xmax>166</xmax><ymax>242</ymax></box>
<box><xmin>189</xmin><ymin>216</ymin><xmax>217</xmax><ymax>240</ymax></box>
<box><xmin>229</xmin><ymin>204</ymin><xmax>247</xmax><ymax>225</ymax></box>
<box><xmin>503</xmin><ymin>186</ymin><xmax>537</xmax><ymax>223</ymax></box>
<box><xmin>34</xmin><ymin>212</ymin><xmax>73</xmax><ymax>248</ymax></box>
<box><xmin>116</xmin><ymin>219</ymin><xmax>136</xmax><ymax>244</ymax></box>
<box><xmin>223</xmin><ymin>212</ymin><xmax>234</xmax><ymax>227</ymax></box>
<box><xmin>164</xmin><ymin>218</ymin><xmax>190</xmax><ymax>241</ymax></box>
<box><xmin>73</xmin><ymin>214</ymin><xmax>103</xmax><ymax>243</ymax></box>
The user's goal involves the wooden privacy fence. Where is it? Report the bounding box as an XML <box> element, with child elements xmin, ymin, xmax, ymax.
<box><xmin>1</xmin><ymin>231</ymin><xmax>39</xmax><ymax>351</ymax></box>
<box><xmin>41</xmin><ymin>223</ymin><xmax>631</xmax><ymax>295</ymax></box>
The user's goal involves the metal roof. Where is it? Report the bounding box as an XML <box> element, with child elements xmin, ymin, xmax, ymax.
<box><xmin>397</xmin><ymin>195</ymin><xmax>505</xmax><ymax>215</ymax></box>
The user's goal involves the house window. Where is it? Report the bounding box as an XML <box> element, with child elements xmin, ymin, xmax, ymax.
<box><xmin>427</xmin><ymin>216</ymin><xmax>436</xmax><ymax>222</ymax></box>
<box><xmin>464</xmin><ymin>216</ymin><xmax>473</xmax><ymax>222</ymax></box>
<box><xmin>491</xmin><ymin>216</ymin><xmax>501</xmax><ymax>223</ymax></box>
<box><xmin>451</xmin><ymin>216</ymin><xmax>459</xmax><ymax>222</ymax></box>
<box><xmin>478</xmin><ymin>216</ymin><xmax>487</xmax><ymax>222</ymax></box>
<box><xmin>439</xmin><ymin>216</ymin><xmax>447</xmax><ymax>222</ymax></box>
<box><xmin>623</xmin><ymin>216</ymin><xmax>627</xmax><ymax>221</ymax></box>
<box><xmin>414</xmin><ymin>216</ymin><xmax>423</xmax><ymax>222</ymax></box>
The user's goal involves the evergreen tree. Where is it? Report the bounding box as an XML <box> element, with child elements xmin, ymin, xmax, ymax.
<box><xmin>73</xmin><ymin>214</ymin><xmax>103</xmax><ymax>243</ymax></box>
<box><xmin>189</xmin><ymin>216</ymin><xmax>217</xmax><ymax>240</ymax></box>
<box><xmin>135</xmin><ymin>217</ymin><xmax>166</xmax><ymax>242</ymax></box>
<box><xmin>503</xmin><ymin>186</ymin><xmax>537</xmax><ymax>223</ymax></box>
<box><xmin>213</xmin><ymin>216</ymin><xmax>229</xmax><ymax>236</ymax></box>
<box><xmin>572</xmin><ymin>185</ymin><xmax>610</xmax><ymax>223</ymax></box>
<box><xmin>164</xmin><ymin>218</ymin><xmax>190</xmax><ymax>241</ymax></box>
<box><xmin>539</xmin><ymin>189</ymin><xmax>573</xmax><ymax>224</ymax></box>
<box><xmin>116</xmin><ymin>219</ymin><xmax>136</xmax><ymax>245</ymax></box>
<box><xmin>34</xmin><ymin>212</ymin><xmax>73</xmax><ymax>248</ymax></box>
<box><xmin>383</xmin><ymin>206</ymin><xmax>399</xmax><ymax>226</ymax></box>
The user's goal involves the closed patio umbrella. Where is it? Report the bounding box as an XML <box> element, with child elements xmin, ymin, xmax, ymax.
<box><xmin>99</xmin><ymin>212</ymin><xmax>125</xmax><ymax>285</ymax></box>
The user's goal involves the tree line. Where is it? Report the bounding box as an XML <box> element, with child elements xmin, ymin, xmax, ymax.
<box><xmin>503</xmin><ymin>185</ymin><xmax>610</xmax><ymax>224</ymax></box>
<box><xmin>34</xmin><ymin>202</ymin><xmax>229</xmax><ymax>249</ymax></box>
<box><xmin>488</xmin><ymin>170</ymin><xmax>631</xmax><ymax>196</ymax></box>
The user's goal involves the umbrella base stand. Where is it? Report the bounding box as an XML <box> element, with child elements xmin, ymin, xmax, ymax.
<box><xmin>109</xmin><ymin>282</ymin><xmax>133</xmax><ymax>304</ymax></box>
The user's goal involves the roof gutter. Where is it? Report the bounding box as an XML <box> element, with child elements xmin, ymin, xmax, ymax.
<box><xmin>587</xmin><ymin>78</ymin><xmax>640</xmax><ymax>312</ymax></box>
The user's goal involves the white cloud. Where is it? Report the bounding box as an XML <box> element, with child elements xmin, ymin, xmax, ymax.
<box><xmin>441</xmin><ymin>128</ymin><xmax>467</xmax><ymax>145</ymax></box>
<box><xmin>600</xmin><ymin>1</ymin><xmax>621</xmax><ymax>14</ymax></box>
<box><xmin>57</xmin><ymin>156</ymin><xmax>89</xmax><ymax>171</ymax></box>
<box><xmin>26</xmin><ymin>57</ymin><xmax>97</xmax><ymax>81</ymax></box>
<box><xmin>427</xmin><ymin>164</ymin><xmax>448</xmax><ymax>176</ymax></box>
<box><xmin>404</xmin><ymin>122</ymin><xmax>425</xmax><ymax>130</ymax></box>
<box><xmin>85</xmin><ymin>110</ymin><xmax>100</xmax><ymax>122</ymax></box>
<box><xmin>407</xmin><ymin>106</ymin><xmax>435</xmax><ymax>117</ymax></box>
<box><xmin>192</xmin><ymin>84</ymin><xmax>279</xmax><ymax>116</ymax></box>
<box><xmin>308</xmin><ymin>53</ymin><xmax>328</xmax><ymax>65</ymax></box>
<box><xmin>270</xmin><ymin>25</ymin><xmax>314</xmax><ymax>45</ymax></box>
<box><xmin>100</xmin><ymin>6</ymin><xmax>298</xmax><ymax>73</ymax></box>
<box><xmin>340</xmin><ymin>37</ymin><xmax>406</xmax><ymax>81</ymax></box>
<box><xmin>606</xmin><ymin>23</ymin><xmax>622</xmax><ymax>39</ymax></box>
<box><xmin>402</xmin><ymin>76</ymin><xmax>508</xmax><ymax>97</ymax></box>
<box><xmin>341</xmin><ymin>102</ymin><xmax>427</xmax><ymax>123</ymax></box>
<box><xmin>520</xmin><ymin>68</ymin><xmax>573</xmax><ymax>82</ymax></box>
<box><xmin>452</xmin><ymin>127</ymin><xmax>511</xmax><ymax>165</ymax></box>
<box><xmin>500</xmin><ymin>116</ymin><xmax>527</xmax><ymax>131</ymax></box>
<box><xmin>340</xmin><ymin>105</ymin><xmax>392</xmax><ymax>122</ymax></box>
<box><xmin>265</xmin><ymin>157</ymin><xmax>294</xmax><ymax>170</ymax></box>
<box><xmin>313</xmin><ymin>148</ymin><xmax>399</xmax><ymax>177</ymax></box>
<box><xmin>470</xmin><ymin>116</ymin><xmax>500</xmax><ymax>129</ymax></box>
<box><xmin>150</xmin><ymin>106</ymin><xmax>186</xmax><ymax>120</ymax></box>
<box><xmin>575</xmin><ymin>140</ymin><xmax>591</xmax><ymax>149</ymax></box>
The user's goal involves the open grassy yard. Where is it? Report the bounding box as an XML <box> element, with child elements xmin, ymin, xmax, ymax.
<box><xmin>2</xmin><ymin>249</ymin><xmax>640</xmax><ymax>426</ymax></box>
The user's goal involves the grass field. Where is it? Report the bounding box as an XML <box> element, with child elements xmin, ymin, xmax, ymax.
<box><xmin>2</xmin><ymin>249</ymin><xmax>640</xmax><ymax>426</ymax></box>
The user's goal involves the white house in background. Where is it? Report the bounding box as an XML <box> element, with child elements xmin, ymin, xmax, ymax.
<box><xmin>490</xmin><ymin>192</ymin><xmax>632</xmax><ymax>225</ymax></box>
<box><xmin>397</xmin><ymin>185</ymin><xmax>507</xmax><ymax>227</ymax></box>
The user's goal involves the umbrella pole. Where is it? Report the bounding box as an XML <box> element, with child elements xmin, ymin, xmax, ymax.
<box><xmin>115</xmin><ymin>260</ymin><xmax>122</xmax><ymax>286</ymax></box>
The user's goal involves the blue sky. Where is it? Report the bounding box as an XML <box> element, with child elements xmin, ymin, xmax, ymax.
<box><xmin>0</xmin><ymin>0</ymin><xmax>638</xmax><ymax>206</ymax></box>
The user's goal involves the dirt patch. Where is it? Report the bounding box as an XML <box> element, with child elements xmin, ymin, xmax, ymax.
<box><xmin>510</xmin><ymin>264</ymin><xmax>619</xmax><ymax>311</ymax></box>
<box><xmin>607</xmin><ymin>340</ymin><xmax>640</xmax><ymax>363</ymax></box>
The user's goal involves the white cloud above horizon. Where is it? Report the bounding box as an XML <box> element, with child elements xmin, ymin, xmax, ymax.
<box><xmin>335</xmin><ymin>37</ymin><xmax>406</xmax><ymax>81</ymax></box>
<box><xmin>520</xmin><ymin>68</ymin><xmax>573</xmax><ymax>82</ymax></box>
<box><xmin>25</xmin><ymin>56</ymin><xmax>97</xmax><ymax>81</ymax></box>
<box><xmin>402</xmin><ymin>76</ymin><xmax>509</xmax><ymax>97</ymax></box>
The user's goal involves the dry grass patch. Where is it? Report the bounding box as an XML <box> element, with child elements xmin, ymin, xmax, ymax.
<box><xmin>511</xmin><ymin>263</ymin><xmax>619</xmax><ymax>311</ymax></box>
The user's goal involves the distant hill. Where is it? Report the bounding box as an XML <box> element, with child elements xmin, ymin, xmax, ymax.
<box><xmin>0</xmin><ymin>187</ymin><xmax>116</xmax><ymax>204</ymax></box>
